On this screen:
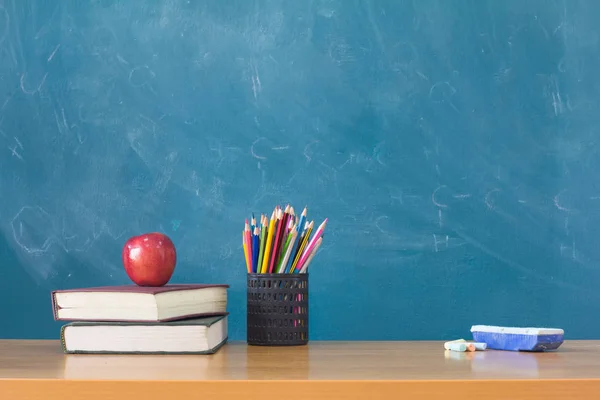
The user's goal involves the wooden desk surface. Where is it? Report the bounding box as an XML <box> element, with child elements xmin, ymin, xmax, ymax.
<box><xmin>1</xmin><ymin>340</ymin><xmax>600</xmax><ymax>399</ymax></box>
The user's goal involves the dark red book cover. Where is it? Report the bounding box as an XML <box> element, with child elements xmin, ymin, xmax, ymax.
<box><xmin>51</xmin><ymin>284</ymin><xmax>229</xmax><ymax>322</ymax></box>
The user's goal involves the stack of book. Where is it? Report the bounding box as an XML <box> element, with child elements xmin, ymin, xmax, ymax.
<box><xmin>51</xmin><ymin>283</ymin><xmax>229</xmax><ymax>354</ymax></box>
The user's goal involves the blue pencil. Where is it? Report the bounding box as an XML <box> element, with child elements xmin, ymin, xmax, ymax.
<box><xmin>286</xmin><ymin>207</ymin><xmax>306</xmax><ymax>272</ymax></box>
<box><xmin>296</xmin><ymin>207</ymin><xmax>306</xmax><ymax>234</ymax></box>
<box><xmin>252</xmin><ymin>227</ymin><xmax>260</xmax><ymax>273</ymax></box>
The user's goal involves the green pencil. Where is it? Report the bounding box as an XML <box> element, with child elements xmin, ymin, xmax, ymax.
<box><xmin>276</xmin><ymin>227</ymin><xmax>295</xmax><ymax>273</ymax></box>
<box><xmin>256</xmin><ymin>214</ymin><xmax>267</xmax><ymax>273</ymax></box>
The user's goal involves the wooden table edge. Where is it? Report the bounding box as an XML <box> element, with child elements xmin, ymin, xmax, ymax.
<box><xmin>2</xmin><ymin>378</ymin><xmax>600</xmax><ymax>400</ymax></box>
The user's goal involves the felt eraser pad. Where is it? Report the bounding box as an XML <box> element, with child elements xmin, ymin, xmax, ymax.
<box><xmin>470</xmin><ymin>325</ymin><xmax>564</xmax><ymax>352</ymax></box>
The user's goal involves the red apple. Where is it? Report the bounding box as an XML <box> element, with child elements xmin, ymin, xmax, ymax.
<box><xmin>122</xmin><ymin>232</ymin><xmax>177</xmax><ymax>287</ymax></box>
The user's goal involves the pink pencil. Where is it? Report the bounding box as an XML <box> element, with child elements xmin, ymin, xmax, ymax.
<box><xmin>295</xmin><ymin>218</ymin><xmax>327</xmax><ymax>271</ymax></box>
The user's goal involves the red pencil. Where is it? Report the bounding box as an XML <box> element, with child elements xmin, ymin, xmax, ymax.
<box><xmin>268</xmin><ymin>206</ymin><xmax>286</xmax><ymax>273</ymax></box>
<box><xmin>275</xmin><ymin>205</ymin><xmax>292</xmax><ymax>267</ymax></box>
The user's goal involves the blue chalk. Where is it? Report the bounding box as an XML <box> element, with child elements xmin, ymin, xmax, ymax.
<box><xmin>470</xmin><ymin>325</ymin><xmax>564</xmax><ymax>352</ymax></box>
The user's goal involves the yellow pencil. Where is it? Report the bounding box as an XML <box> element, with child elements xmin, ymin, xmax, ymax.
<box><xmin>299</xmin><ymin>236</ymin><xmax>322</xmax><ymax>273</ymax></box>
<box><xmin>261</xmin><ymin>210</ymin><xmax>277</xmax><ymax>273</ymax></box>
<box><xmin>242</xmin><ymin>231</ymin><xmax>250</xmax><ymax>273</ymax></box>
<box><xmin>291</xmin><ymin>220</ymin><xmax>313</xmax><ymax>272</ymax></box>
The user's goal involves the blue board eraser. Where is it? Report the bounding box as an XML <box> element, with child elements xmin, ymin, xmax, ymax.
<box><xmin>470</xmin><ymin>325</ymin><xmax>564</xmax><ymax>352</ymax></box>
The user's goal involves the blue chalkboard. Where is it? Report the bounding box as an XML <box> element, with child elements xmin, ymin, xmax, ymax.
<box><xmin>2</xmin><ymin>0</ymin><xmax>600</xmax><ymax>341</ymax></box>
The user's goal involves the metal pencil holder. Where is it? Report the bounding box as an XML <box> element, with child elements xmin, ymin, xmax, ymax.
<box><xmin>246</xmin><ymin>273</ymin><xmax>308</xmax><ymax>346</ymax></box>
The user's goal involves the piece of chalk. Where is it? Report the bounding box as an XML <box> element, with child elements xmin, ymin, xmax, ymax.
<box><xmin>443</xmin><ymin>339</ymin><xmax>465</xmax><ymax>350</ymax></box>
<box><xmin>471</xmin><ymin>342</ymin><xmax>487</xmax><ymax>351</ymax></box>
<box><xmin>445</xmin><ymin>342</ymin><xmax>467</xmax><ymax>352</ymax></box>
<box><xmin>470</xmin><ymin>325</ymin><xmax>564</xmax><ymax>352</ymax></box>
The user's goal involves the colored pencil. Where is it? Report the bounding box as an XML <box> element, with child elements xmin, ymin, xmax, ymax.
<box><xmin>243</xmin><ymin>204</ymin><xmax>326</xmax><ymax>274</ymax></box>
<box><xmin>261</xmin><ymin>210</ymin><xmax>277</xmax><ymax>273</ymax></box>
<box><xmin>277</xmin><ymin>228</ymin><xmax>298</xmax><ymax>273</ymax></box>
<box><xmin>291</xmin><ymin>220</ymin><xmax>313</xmax><ymax>273</ymax></box>
<box><xmin>257</xmin><ymin>214</ymin><xmax>267</xmax><ymax>272</ymax></box>
<box><xmin>242</xmin><ymin>231</ymin><xmax>250</xmax><ymax>273</ymax></box>
<box><xmin>252</xmin><ymin>226</ymin><xmax>260</xmax><ymax>273</ymax></box>
<box><xmin>244</xmin><ymin>219</ymin><xmax>252</xmax><ymax>270</ymax></box>
<box><xmin>299</xmin><ymin>236</ymin><xmax>322</xmax><ymax>273</ymax></box>
<box><xmin>276</xmin><ymin>207</ymin><xmax>294</xmax><ymax>267</ymax></box>
<box><xmin>296</xmin><ymin>218</ymin><xmax>327</xmax><ymax>272</ymax></box>
<box><xmin>277</xmin><ymin>222</ymin><xmax>295</xmax><ymax>268</ymax></box>
<box><xmin>286</xmin><ymin>220</ymin><xmax>308</xmax><ymax>273</ymax></box>
<box><xmin>276</xmin><ymin>224</ymin><xmax>295</xmax><ymax>272</ymax></box>
<box><xmin>297</xmin><ymin>207</ymin><xmax>307</xmax><ymax>234</ymax></box>
<box><xmin>274</xmin><ymin>205</ymin><xmax>293</xmax><ymax>268</ymax></box>
<box><xmin>267</xmin><ymin>206</ymin><xmax>283</xmax><ymax>273</ymax></box>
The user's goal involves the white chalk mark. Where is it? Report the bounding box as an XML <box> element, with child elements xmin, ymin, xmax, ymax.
<box><xmin>11</xmin><ymin>206</ymin><xmax>55</xmax><ymax>254</ymax></box>
<box><xmin>1</xmin><ymin>95</ymin><xmax>11</xmax><ymax>111</ymax></box>
<box><xmin>552</xmin><ymin>92</ymin><xmax>564</xmax><ymax>115</ymax></box>
<box><xmin>373</xmin><ymin>142</ymin><xmax>386</xmax><ymax>165</ymax></box>
<box><xmin>453</xmin><ymin>193</ymin><xmax>471</xmax><ymax>199</ymax></box>
<box><xmin>518</xmin><ymin>200</ymin><xmax>527</xmax><ymax>204</ymax></box>
<box><xmin>484</xmin><ymin>188</ymin><xmax>500</xmax><ymax>209</ymax></box>
<box><xmin>14</xmin><ymin>137</ymin><xmax>23</xmax><ymax>149</ymax></box>
<box><xmin>250</xmin><ymin>137</ymin><xmax>267</xmax><ymax>160</ymax></box>
<box><xmin>20</xmin><ymin>73</ymin><xmax>48</xmax><ymax>95</ymax></box>
<box><xmin>251</xmin><ymin>76</ymin><xmax>258</xmax><ymax>99</ymax></box>
<box><xmin>390</xmin><ymin>193</ymin><xmax>403</xmax><ymax>205</ymax></box>
<box><xmin>254</xmin><ymin>65</ymin><xmax>262</xmax><ymax>90</ymax></box>
<box><xmin>339</xmin><ymin>154</ymin><xmax>355</xmax><ymax>169</ymax></box>
<box><xmin>438</xmin><ymin>209</ymin><xmax>443</xmax><ymax>228</ymax></box>
<box><xmin>116</xmin><ymin>54</ymin><xmax>129</xmax><ymax>64</ymax></box>
<box><xmin>61</xmin><ymin>108</ymin><xmax>68</xmax><ymax>130</ymax></box>
<box><xmin>271</xmin><ymin>146</ymin><xmax>289</xmax><ymax>151</ymax></box>
<box><xmin>9</xmin><ymin>145</ymin><xmax>23</xmax><ymax>160</ymax></box>
<box><xmin>47</xmin><ymin>44</ymin><xmax>60</xmax><ymax>62</ymax></box>
<box><xmin>558</xmin><ymin>57</ymin><xmax>566</xmax><ymax>73</ymax></box>
<box><xmin>416</xmin><ymin>71</ymin><xmax>429</xmax><ymax>80</ymax></box>
<box><xmin>128</xmin><ymin>65</ymin><xmax>155</xmax><ymax>88</ymax></box>
<box><xmin>559</xmin><ymin>244</ymin><xmax>567</xmax><ymax>257</ymax></box>
<box><xmin>250</xmin><ymin>63</ymin><xmax>262</xmax><ymax>100</ymax></box>
<box><xmin>423</xmin><ymin>147</ymin><xmax>431</xmax><ymax>160</ymax></box>
<box><xmin>304</xmin><ymin>140</ymin><xmax>319</xmax><ymax>162</ymax></box>
<box><xmin>429</xmin><ymin>81</ymin><xmax>456</xmax><ymax>103</ymax></box>
<box><xmin>553</xmin><ymin>190</ymin><xmax>572</xmax><ymax>212</ymax></box>
<box><xmin>431</xmin><ymin>185</ymin><xmax>448</xmax><ymax>208</ymax></box>
<box><xmin>54</xmin><ymin>110</ymin><xmax>67</xmax><ymax>136</ymax></box>
<box><xmin>375</xmin><ymin>216</ymin><xmax>388</xmax><ymax>233</ymax></box>
<box><xmin>433</xmin><ymin>234</ymin><xmax>439</xmax><ymax>252</ymax></box>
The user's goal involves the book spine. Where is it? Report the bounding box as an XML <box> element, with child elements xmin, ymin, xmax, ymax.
<box><xmin>60</xmin><ymin>324</ymin><xmax>69</xmax><ymax>353</ymax></box>
<box><xmin>50</xmin><ymin>291</ymin><xmax>59</xmax><ymax>321</ymax></box>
